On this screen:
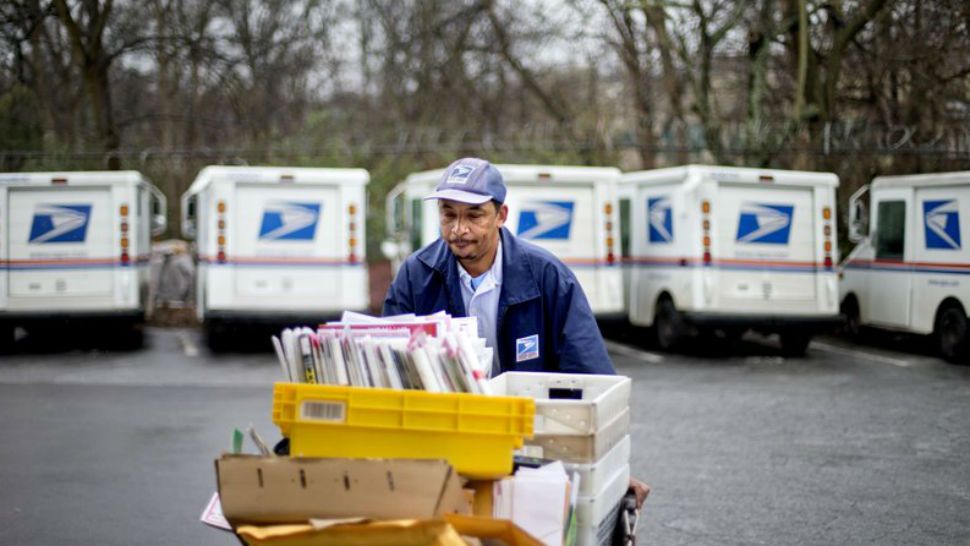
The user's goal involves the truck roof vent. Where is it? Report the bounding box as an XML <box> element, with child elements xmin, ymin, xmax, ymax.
<box><xmin>51</xmin><ymin>177</ymin><xmax>68</xmax><ymax>185</ymax></box>
<box><xmin>758</xmin><ymin>174</ymin><xmax>774</xmax><ymax>183</ymax></box>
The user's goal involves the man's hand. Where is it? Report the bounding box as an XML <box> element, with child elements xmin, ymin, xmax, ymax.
<box><xmin>628</xmin><ymin>477</ymin><xmax>651</xmax><ymax>510</ymax></box>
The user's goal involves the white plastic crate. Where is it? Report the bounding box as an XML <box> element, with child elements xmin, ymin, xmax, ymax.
<box><xmin>522</xmin><ymin>407</ymin><xmax>630</xmax><ymax>463</ymax></box>
<box><xmin>573</xmin><ymin>500</ymin><xmax>621</xmax><ymax>546</ymax></box>
<box><xmin>574</xmin><ymin>462</ymin><xmax>630</xmax><ymax>528</ymax></box>
<box><xmin>487</xmin><ymin>372</ymin><xmax>631</xmax><ymax>435</ymax></box>
<box><xmin>563</xmin><ymin>435</ymin><xmax>631</xmax><ymax>497</ymax></box>
<box><xmin>573</xmin><ymin>463</ymin><xmax>630</xmax><ymax>546</ymax></box>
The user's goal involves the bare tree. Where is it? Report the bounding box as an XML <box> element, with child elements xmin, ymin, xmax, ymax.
<box><xmin>53</xmin><ymin>0</ymin><xmax>122</xmax><ymax>166</ymax></box>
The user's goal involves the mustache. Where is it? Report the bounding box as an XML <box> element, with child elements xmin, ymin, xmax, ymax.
<box><xmin>449</xmin><ymin>237</ymin><xmax>475</xmax><ymax>244</ymax></box>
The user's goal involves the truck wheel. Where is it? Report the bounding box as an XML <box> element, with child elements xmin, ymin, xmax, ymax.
<box><xmin>841</xmin><ymin>297</ymin><xmax>862</xmax><ymax>340</ymax></box>
<box><xmin>205</xmin><ymin>321</ymin><xmax>229</xmax><ymax>353</ymax></box>
<box><xmin>118</xmin><ymin>324</ymin><xmax>145</xmax><ymax>350</ymax></box>
<box><xmin>654</xmin><ymin>298</ymin><xmax>683</xmax><ymax>351</ymax></box>
<box><xmin>935</xmin><ymin>304</ymin><xmax>969</xmax><ymax>364</ymax></box>
<box><xmin>0</xmin><ymin>325</ymin><xmax>14</xmax><ymax>354</ymax></box>
<box><xmin>779</xmin><ymin>332</ymin><xmax>812</xmax><ymax>357</ymax></box>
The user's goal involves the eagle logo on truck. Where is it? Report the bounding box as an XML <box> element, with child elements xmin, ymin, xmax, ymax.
<box><xmin>28</xmin><ymin>204</ymin><xmax>92</xmax><ymax>244</ymax></box>
<box><xmin>258</xmin><ymin>202</ymin><xmax>321</xmax><ymax>241</ymax></box>
<box><xmin>924</xmin><ymin>200</ymin><xmax>961</xmax><ymax>250</ymax></box>
<box><xmin>517</xmin><ymin>201</ymin><xmax>574</xmax><ymax>240</ymax></box>
<box><xmin>736</xmin><ymin>203</ymin><xmax>794</xmax><ymax>244</ymax></box>
<box><xmin>648</xmin><ymin>196</ymin><xmax>673</xmax><ymax>243</ymax></box>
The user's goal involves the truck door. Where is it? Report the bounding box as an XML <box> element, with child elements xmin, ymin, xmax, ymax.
<box><xmin>7</xmin><ymin>186</ymin><xmax>114</xmax><ymax>298</ymax></box>
<box><xmin>868</xmin><ymin>193</ymin><xmax>912</xmax><ymax>328</ymax></box>
<box><xmin>233</xmin><ymin>184</ymin><xmax>340</xmax><ymax>301</ymax></box>
<box><xmin>715</xmin><ymin>184</ymin><xmax>817</xmax><ymax>310</ymax></box>
<box><xmin>503</xmin><ymin>183</ymin><xmax>602</xmax><ymax>301</ymax></box>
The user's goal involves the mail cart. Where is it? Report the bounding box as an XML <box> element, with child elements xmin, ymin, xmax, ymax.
<box><xmin>256</xmin><ymin>372</ymin><xmax>643</xmax><ymax>545</ymax></box>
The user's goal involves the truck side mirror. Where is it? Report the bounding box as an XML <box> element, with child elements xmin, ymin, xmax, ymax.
<box><xmin>152</xmin><ymin>214</ymin><xmax>168</xmax><ymax>237</ymax></box>
<box><xmin>847</xmin><ymin>185</ymin><xmax>869</xmax><ymax>243</ymax></box>
<box><xmin>147</xmin><ymin>183</ymin><xmax>168</xmax><ymax>237</ymax></box>
<box><xmin>181</xmin><ymin>194</ymin><xmax>197</xmax><ymax>240</ymax></box>
<box><xmin>381</xmin><ymin>240</ymin><xmax>400</xmax><ymax>261</ymax></box>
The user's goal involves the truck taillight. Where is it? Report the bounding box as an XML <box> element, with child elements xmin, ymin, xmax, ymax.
<box><xmin>120</xmin><ymin>203</ymin><xmax>130</xmax><ymax>265</ymax></box>
<box><xmin>604</xmin><ymin>203</ymin><xmax>615</xmax><ymax>265</ymax></box>
<box><xmin>702</xmin><ymin>200</ymin><xmax>712</xmax><ymax>265</ymax></box>
<box><xmin>217</xmin><ymin>200</ymin><xmax>227</xmax><ymax>264</ymax></box>
<box><xmin>822</xmin><ymin>206</ymin><xmax>833</xmax><ymax>270</ymax></box>
<box><xmin>348</xmin><ymin>203</ymin><xmax>358</xmax><ymax>264</ymax></box>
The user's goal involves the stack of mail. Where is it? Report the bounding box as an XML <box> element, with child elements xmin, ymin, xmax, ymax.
<box><xmin>492</xmin><ymin>461</ymin><xmax>579</xmax><ymax>546</ymax></box>
<box><xmin>272</xmin><ymin>311</ymin><xmax>493</xmax><ymax>394</ymax></box>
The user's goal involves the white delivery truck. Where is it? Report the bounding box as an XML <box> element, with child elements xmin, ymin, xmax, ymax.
<box><xmin>623</xmin><ymin>165</ymin><xmax>841</xmax><ymax>355</ymax></box>
<box><xmin>841</xmin><ymin>170</ymin><xmax>970</xmax><ymax>363</ymax></box>
<box><xmin>382</xmin><ymin>164</ymin><xmax>624</xmax><ymax>316</ymax></box>
<box><xmin>0</xmin><ymin>171</ymin><xmax>167</xmax><ymax>349</ymax></box>
<box><xmin>181</xmin><ymin>166</ymin><xmax>369</xmax><ymax>349</ymax></box>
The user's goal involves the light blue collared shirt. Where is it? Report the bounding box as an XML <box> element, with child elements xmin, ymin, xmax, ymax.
<box><xmin>457</xmin><ymin>239</ymin><xmax>503</xmax><ymax>376</ymax></box>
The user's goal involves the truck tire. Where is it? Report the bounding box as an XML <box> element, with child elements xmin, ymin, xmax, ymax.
<box><xmin>654</xmin><ymin>298</ymin><xmax>683</xmax><ymax>351</ymax></box>
<box><xmin>935</xmin><ymin>304</ymin><xmax>969</xmax><ymax>364</ymax></box>
<box><xmin>205</xmin><ymin>320</ymin><xmax>229</xmax><ymax>353</ymax></box>
<box><xmin>841</xmin><ymin>296</ymin><xmax>862</xmax><ymax>340</ymax></box>
<box><xmin>779</xmin><ymin>331</ymin><xmax>812</xmax><ymax>357</ymax></box>
<box><xmin>118</xmin><ymin>324</ymin><xmax>145</xmax><ymax>350</ymax></box>
<box><xmin>0</xmin><ymin>325</ymin><xmax>14</xmax><ymax>354</ymax></box>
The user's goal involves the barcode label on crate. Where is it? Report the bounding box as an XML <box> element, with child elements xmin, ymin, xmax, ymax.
<box><xmin>301</xmin><ymin>400</ymin><xmax>347</xmax><ymax>423</ymax></box>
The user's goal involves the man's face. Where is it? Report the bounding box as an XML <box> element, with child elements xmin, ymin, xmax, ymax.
<box><xmin>438</xmin><ymin>199</ymin><xmax>508</xmax><ymax>262</ymax></box>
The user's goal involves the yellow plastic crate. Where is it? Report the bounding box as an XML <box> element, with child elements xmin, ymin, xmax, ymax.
<box><xmin>271</xmin><ymin>383</ymin><xmax>535</xmax><ymax>478</ymax></box>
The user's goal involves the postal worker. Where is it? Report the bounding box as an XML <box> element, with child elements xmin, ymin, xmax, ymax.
<box><xmin>382</xmin><ymin>157</ymin><xmax>615</xmax><ymax>376</ymax></box>
<box><xmin>383</xmin><ymin>157</ymin><xmax>650</xmax><ymax>509</ymax></box>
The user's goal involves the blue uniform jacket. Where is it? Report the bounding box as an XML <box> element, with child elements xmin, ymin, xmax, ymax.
<box><xmin>382</xmin><ymin>227</ymin><xmax>615</xmax><ymax>375</ymax></box>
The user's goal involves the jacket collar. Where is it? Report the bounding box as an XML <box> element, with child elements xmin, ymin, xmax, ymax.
<box><xmin>417</xmin><ymin>227</ymin><xmax>540</xmax><ymax>307</ymax></box>
<box><xmin>496</xmin><ymin>227</ymin><xmax>540</xmax><ymax>305</ymax></box>
<box><xmin>417</xmin><ymin>236</ymin><xmax>465</xmax><ymax>316</ymax></box>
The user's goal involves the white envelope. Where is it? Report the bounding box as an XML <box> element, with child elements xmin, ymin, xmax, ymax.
<box><xmin>511</xmin><ymin>462</ymin><xmax>570</xmax><ymax>546</ymax></box>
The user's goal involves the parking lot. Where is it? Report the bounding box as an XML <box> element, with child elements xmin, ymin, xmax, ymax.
<box><xmin>1</xmin><ymin>325</ymin><xmax>968</xmax><ymax>546</ymax></box>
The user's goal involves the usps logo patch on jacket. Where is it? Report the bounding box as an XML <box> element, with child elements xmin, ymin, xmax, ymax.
<box><xmin>516</xmin><ymin>334</ymin><xmax>540</xmax><ymax>362</ymax></box>
<box><xmin>29</xmin><ymin>204</ymin><xmax>92</xmax><ymax>244</ymax></box>
<box><xmin>258</xmin><ymin>202</ymin><xmax>321</xmax><ymax>241</ymax></box>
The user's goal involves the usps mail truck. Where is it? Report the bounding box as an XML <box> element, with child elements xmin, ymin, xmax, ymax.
<box><xmin>623</xmin><ymin>165</ymin><xmax>841</xmax><ymax>355</ymax></box>
<box><xmin>181</xmin><ymin>166</ymin><xmax>369</xmax><ymax>348</ymax></box>
<box><xmin>841</xmin><ymin>171</ymin><xmax>970</xmax><ymax>363</ymax></box>
<box><xmin>0</xmin><ymin>171</ymin><xmax>167</xmax><ymax>349</ymax></box>
<box><xmin>383</xmin><ymin>165</ymin><xmax>624</xmax><ymax>316</ymax></box>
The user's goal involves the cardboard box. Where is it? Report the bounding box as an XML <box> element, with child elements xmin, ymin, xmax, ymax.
<box><xmin>216</xmin><ymin>455</ymin><xmax>470</xmax><ymax>526</ymax></box>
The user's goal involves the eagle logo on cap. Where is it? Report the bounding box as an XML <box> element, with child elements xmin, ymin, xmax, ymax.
<box><xmin>446</xmin><ymin>164</ymin><xmax>475</xmax><ymax>185</ymax></box>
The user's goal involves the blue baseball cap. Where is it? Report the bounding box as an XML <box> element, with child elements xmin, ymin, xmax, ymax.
<box><xmin>424</xmin><ymin>157</ymin><xmax>506</xmax><ymax>205</ymax></box>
